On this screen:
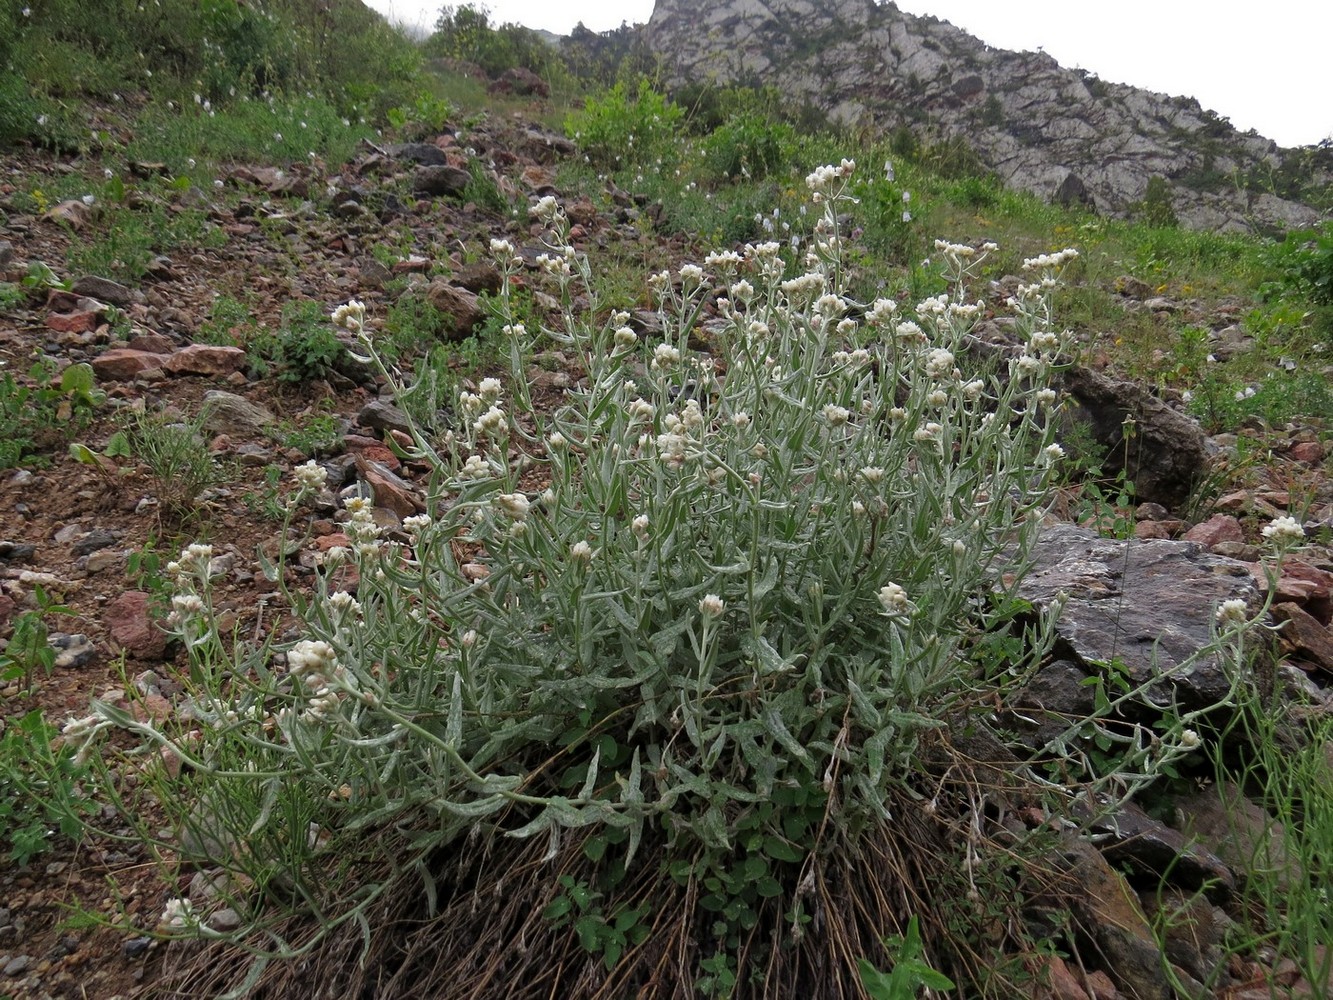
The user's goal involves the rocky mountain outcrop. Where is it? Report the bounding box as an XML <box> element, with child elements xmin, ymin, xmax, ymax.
<box><xmin>643</xmin><ymin>0</ymin><xmax>1330</xmax><ymax>232</ymax></box>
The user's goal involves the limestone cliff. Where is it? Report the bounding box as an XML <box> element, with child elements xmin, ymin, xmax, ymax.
<box><xmin>642</xmin><ymin>0</ymin><xmax>1330</xmax><ymax>232</ymax></box>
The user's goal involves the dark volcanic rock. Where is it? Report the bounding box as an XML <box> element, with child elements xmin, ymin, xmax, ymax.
<box><xmin>1018</xmin><ymin>524</ymin><xmax>1257</xmax><ymax>712</ymax></box>
<box><xmin>1059</xmin><ymin>366</ymin><xmax>1209</xmax><ymax>511</ymax></box>
<box><xmin>387</xmin><ymin>142</ymin><xmax>447</xmax><ymax>166</ymax></box>
<box><xmin>411</xmin><ymin>164</ymin><xmax>471</xmax><ymax>198</ymax></box>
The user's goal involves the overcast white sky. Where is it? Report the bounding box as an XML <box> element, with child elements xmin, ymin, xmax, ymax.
<box><xmin>362</xmin><ymin>0</ymin><xmax>1333</xmax><ymax>147</ymax></box>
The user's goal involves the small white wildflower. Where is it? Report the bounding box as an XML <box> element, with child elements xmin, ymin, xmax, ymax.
<box><xmin>860</xmin><ymin>466</ymin><xmax>885</xmax><ymax>484</ymax></box>
<box><xmin>1034</xmin><ymin>387</ymin><xmax>1058</xmax><ymax>407</ymax></box>
<box><xmin>699</xmin><ymin>594</ymin><xmax>725</xmax><ymax>618</ymax></box>
<box><xmin>461</xmin><ymin>454</ymin><xmax>491</xmax><ymax>480</ymax></box>
<box><xmin>61</xmin><ymin>714</ymin><xmax>101</xmax><ymax>739</ymax></box>
<box><xmin>473</xmin><ymin>405</ymin><xmax>506</xmax><ymax>436</ymax></box>
<box><xmin>1180</xmin><ymin>729</ymin><xmax>1201</xmax><ymax>750</ymax></box>
<box><xmin>1015</xmin><ymin>354</ymin><xmax>1044</xmax><ymax>378</ymax></box>
<box><xmin>478</xmin><ymin>377</ymin><xmax>502</xmax><ymax>402</ymax></box>
<box><xmin>570</xmin><ymin>540</ymin><xmax>594</xmax><ymax>562</ymax></box>
<box><xmin>877</xmin><ymin>583</ymin><xmax>910</xmax><ymax>615</ymax></box>
<box><xmin>924</xmin><ymin>348</ymin><xmax>956</xmax><ymax>378</ymax></box>
<box><xmin>328</xmin><ymin>592</ymin><xmax>362</xmax><ymax>615</ymax></box>
<box><xmin>1261</xmin><ymin>515</ymin><xmax>1305</xmax><ymax>545</ymax></box>
<box><xmin>493</xmin><ymin>493</ymin><xmax>531</xmax><ymax>522</ymax></box>
<box><xmin>293</xmin><ymin>460</ymin><xmax>327</xmax><ymax>492</ymax></box>
<box><xmin>613</xmin><ymin>326</ymin><xmax>637</xmax><ymax>351</ymax></box>
<box><xmin>1042</xmin><ymin>443</ymin><xmax>1066</xmax><ymax>463</ymax></box>
<box><xmin>288</xmin><ymin>639</ymin><xmax>337</xmax><ymax>678</ymax></box>
<box><xmin>732</xmin><ymin>411</ymin><xmax>751</xmax><ymax>429</ymax></box>
<box><xmin>814</xmin><ymin>293</ymin><xmax>845</xmax><ymax>318</ymax></box>
<box><xmin>1216</xmin><ymin>599</ymin><xmax>1248</xmax><ymax>626</ymax></box>
<box><xmin>893</xmin><ymin>320</ymin><xmax>925</xmax><ymax>343</ymax></box>
<box><xmin>461</xmin><ymin>629</ymin><xmax>479</xmax><ymax>649</ymax></box>
<box><xmin>913</xmin><ymin>423</ymin><xmax>942</xmax><ymax>443</ymax></box>
<box><xmin>679</xmin><ymin>263</ymin><xmax>704</xmax><ymax>285</ymax></box>
<box><xmin>822</xmin><ymin>404</ymin><xmax>851</xmax><ymax>426</ymax></box>
<box><xmin>1029</xmin><ymin>330</ymin><xmax>1061</xmax><ymax>354</ymax></box>
<box><xmin>632</xmin><ymin>514</ymin><xmax>650</xmax><ymax>539</ymax></box>
<box><xmin>160</xmin><ymin>898</ymin><xmax>197</xmax><ymax>931</ymax></box>
<box><xmin>651</xmin><ymin>343</ymin><xmax>681</xmax><ymax>370</ymax></box>
<box><xmin>546</xmin><ymin>431</ymin><xmax>568</xmax><ymax>451</ymax></box>
<box><xmin>332</xmin><ymin>299</ymin><xmax>366</xmax><ymax>333</ymax></box>
<box><xmin>927</xmin><ymin>389</ymin><xmax>948</xmax><ymax>407</ymax></box>
<box><xmin>530</xmin><ymin>195</ymin><xmax>561</xmax><ymax>223</ymax></box>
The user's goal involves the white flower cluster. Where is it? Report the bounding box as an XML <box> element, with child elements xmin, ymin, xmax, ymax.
<box><xmin>293</xmin><ymin>459</ymin><xmax>327</xmax><ymax>493</ymax></box>
<box><xmin>286</xmin><ymin>638</ymin><xmax>351</xmax><ymax>723</ymax></box>
<box><xmin>332</xmin><ymin>299</ymin><xmax>366</xmax><ymax>337</ymax></box>
<box><xmin>345</xmin><ymin>496</ymin><xmax>382</xmax><ymax>556</ymax></box>
<box><xmin>805</xmin><ymin>158</ymin><xmax>856</xmax><ymax>199</ymax></box>
<box><xmin>530</xmin><ymin>195</ymin><xmax>562</xmax><ymax>225</ymax></box>
<box><xmin>159</xmin><ymin>897</ymin><xmax>198</xmax><ymax>932</ymax></box>
<box><xmin>1261</xmin><ymin>515</ymin><xmax>1305</xmax><ymax>546</ymax></box>
<box><xmin>877</xmin><ymin>582</ymin><xmax>910</xmax><ymax>615</ymax></box>
<box><xmin>1021</xmin><ymin>248</ymin><xmax>1079</xmax><ymax>271</ymax></box>
<box><xmin>1215</xmin><ymin>598</ymin><xmax>1249</xmax><ymax>626</ymax></box>
<box><xmin>493</xmin><ymin>492</ymin><xmax>532</xmax><ymax>523</ymax></box>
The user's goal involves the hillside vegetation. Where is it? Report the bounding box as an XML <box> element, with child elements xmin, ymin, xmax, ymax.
<box><xmin>0</xmin><ymin>4</ymin><xmax>1331</xmax><ymax>1000</ymax></box>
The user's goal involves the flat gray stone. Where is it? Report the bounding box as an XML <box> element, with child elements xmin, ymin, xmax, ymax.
<box><xmin>1018</xmin><ymin>523</ymin><xmax>1257</xmax><ymax>712</ymax></box>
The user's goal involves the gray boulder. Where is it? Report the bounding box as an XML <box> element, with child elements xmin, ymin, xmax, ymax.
<box><xmin>1015</xmin><ymin>523</ymin><xmax>1257</xmax><ymax>713</ymax></box>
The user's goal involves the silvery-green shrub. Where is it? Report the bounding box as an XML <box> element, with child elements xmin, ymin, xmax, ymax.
<box><xmin>77</xmin><ymin>160</ymin><xmax>1095</xmax><ymax>944</ymax></box>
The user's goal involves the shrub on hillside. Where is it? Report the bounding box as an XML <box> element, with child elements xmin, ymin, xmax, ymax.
<box><xmin>65</xmin><ymin>164</ymin><xmax>1240</xmax><ymax>996</ymax></box>
<box><xmin>701</xmin><ymin>110</ymin><xmax>797</xmax><ymax>181</ymax></box>
<box><xmin>566</xmin><ymin>80</ymin><xmax>684</xmax><ymax>169</ymax></box>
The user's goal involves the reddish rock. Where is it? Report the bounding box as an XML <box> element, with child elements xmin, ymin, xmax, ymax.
<box><xmin>1134</xmin><ymin>521</ymin><xmax>1174</xmax><ymax>540</ymax></box>
<box><xmin>46</xmin><ymin>308</ymin><xmax>102</xmax><ymax>334</ymax></box>
<box><xmin>126</xmin><ymin>332</ymin><xmax>176</xmax><ymax>353</ymax></box>
<box><xmin>343</xmin><ymin>435</ymin><xmax>401</xmax><ymax>471</ymax></box>
<box><xmin>164</xmin><ymin>344</ymin><xmax>247</xmax><ymax>376</ymax></box>
<box><xmin>0</xmin><ymin>592</ymin><xmax>15</xmax><ymax>630</ymax></box>
<box><xmin>1084</xmin><ymin>971</ymin><xmax>1116</xmax><ymax>1000</ymax></box>
<box><xmin>565</xmin><ymin>195</ymin><xmax>599</xmax><ymax>227</ymax></box>
<box><xmin>45</xmin><ymin>199</ymin><xmax>93</xmax><ymax>229</ymax></box>
<box><xmin>1212</xmin><ymin>491</ymin><xmax>1284</xmax><ymax>518</ymax></box>
<box><xmin>356</xmin><ymin>457</ymin><xmax>424</xmax><ymax>519</ymax></box>
<box><xmin>1040</xmin><ymin>956</ymin><xmax>1091</xmax><ymax>1000</ymax></box>
<box><xmin>93</xmin><ymin>348</ymin><xmax>172</xmax><ymax>380</ymax></box>
<box><xmin>491</xmin><ymin>66</ymin><xmax>549</xmax><ymax>98</ymax></box>
<box><xmin>520</xmin><ymin>165</ymin><xmax>556</xmax><ymax>189</ymax></box>
<box><xmin>1272</xmin><ymin>603</ymin><xmax>1333</xmax><ymax>671</ymax></box>
<box><xmin>46</xmin><ymin>289</ymin><xmax>81</xmax><ymax>311</ymax></box>
<box><xmin>106</xmin><ymin>591</ymin><xmax>168</xmax><ymax>660</ymax></box>
<box><xmin>132</xmin><ymin>691</ymin><xmax>174</xmax><ymax>723</ymax></box>
<box><xmin>391</xmin><ymin>256</ymin><xmax>431</xmax><ymax>274</ymax></box>
<box><xmin>315</xmin><ymin>532</ymin><xmax>351</xmax><ymax>551</ymax></box>
<box><xmin>44</xmin><ymin>312</ymin><xmax>93</xmax><ymax>334</ymax></box>
<box><xmin>1182</xmin><ymin>514</ymin><xmax>1243</xmax><ymax>548</ymax></box>
<box><xmin>423</xmin><ymin>278</ymin><xmax>484</xmax><ymax>339</ymax></box>
<box><xmin>1289</xmin><ymin>440</ymin><xmax>1325</xmax><ymax>464</ymax></box>
<box><xmin>1254</xmin><ymin>559</ymin><xmax>1333</xmax><ymax>621</ymax></box>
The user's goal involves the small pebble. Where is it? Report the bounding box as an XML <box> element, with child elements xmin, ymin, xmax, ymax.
<box><xmin>3</xmin><ymin>954</ymin><xmax>31</xmax><ymax>975</ymax></box>
<box><xmin>122</xmin><ymin>937</ymin><xmax>151</xmax><ymax>959</ymax></box>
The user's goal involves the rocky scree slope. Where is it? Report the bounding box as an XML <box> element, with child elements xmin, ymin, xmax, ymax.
<box><xmin>644</xmin><ymin>0</ymin><xmax>1330</xmax><ymax>233</ymax></box>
